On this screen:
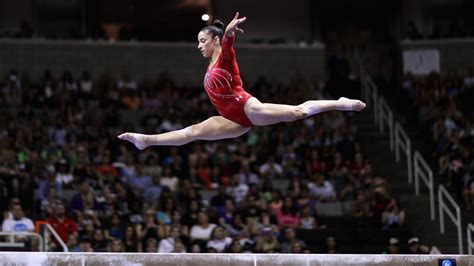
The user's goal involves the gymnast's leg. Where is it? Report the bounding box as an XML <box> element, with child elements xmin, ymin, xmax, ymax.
<box><xmin>118</xmin><ymin>116</ymin><xmax>251</xmax><ymax>149</ymax></box>
<box><xmin>244</xmin><ymin>97</ymin><xmax>366</xmax><ymax>126</ymax></box>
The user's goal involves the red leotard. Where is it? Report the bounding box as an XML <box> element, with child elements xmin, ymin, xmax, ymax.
<box><xmin>203</xmin><ymin>35</ymin><xmax>253</xmax><ymax>127</ymax></box>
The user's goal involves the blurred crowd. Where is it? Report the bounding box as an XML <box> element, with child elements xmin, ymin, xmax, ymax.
<box><xmin>0</xmin><ymin>69</ymin><xmax>417</xmax><ymax>254</ymax></box>
<box><xmin>402</xmin><ymin>69</ymin><xmax>474</xmax><ymax>209</ymax></box>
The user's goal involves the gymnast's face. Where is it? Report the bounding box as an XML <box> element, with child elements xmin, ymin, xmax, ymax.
<box><xmin>197</xmin><ymin>30</ymin><xmax>220</xmax><ymax>58</ymax></box>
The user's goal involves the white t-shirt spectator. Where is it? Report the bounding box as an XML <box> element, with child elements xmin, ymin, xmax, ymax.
<box><xmin>161</xmin><ymin>176</ymin><xmax>179</xmax><ymax>192</ymax></box>
<box><xmin>308</xmin><ymin>181</ymin><xmax>336</xmax><ymax>200</ymax></box>
<box><xmin>158</xmin><ymin>237</ymin><xmax>175</xmax><ymax>253</ymax></box>
<box><xmin>259</xmin><ymin>162</ymin><xmax>283</xmax><ymax>178</ymax></box>
<box><xmin>226</xmin><ymin>183</ymin><xmax>249</xmax><ymax>203</ymax></box>
<box><xmin>2</xmin><ymin>217</ymin><xmax>35</xmax><ymax>233</ymax></box>
<box><xmin>238</xmin><ymin>171</ymin><xmax>259</xmax><ymax>185</ymax></box>
<box><xmin>207</xmin><ymin>237</ymin><xmax>232</xmax><ymax>252</ymax></box>
<box><xmin>190</xmin><ymin>224</ymin><xmax>216</xmax><ymax>241</ymax></box>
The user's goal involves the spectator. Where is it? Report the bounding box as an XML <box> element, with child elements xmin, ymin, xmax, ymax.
<box><xmin>206</xmin><ymin>226</ymin><xmax>232</xmax><ymax>253</ymax></box>
<box><xmin>323</xmin><ymin>236</ymin><xmax>341</xmax><ymax>254</ymax></box>
<box><xmin>280</xmin><ymin>227</ymin><xmax>305</xmax><ymax>253</ymax></box>
<box><xmin>255</xmin><ymin>227</ymin><xmax>280</xmax><ymax>253</ymax></box>
<box><xmin>67</xmin><ymin>234</ymin><xmax>80</xmax><ymax>252</ymax></box>
<box><xmin>2</xmin><ymin>203</ymin><xmax>34</xmax><ymax>233</ymax></box>
<box><xmin>123</xmin><ymin>225</ymin><xmax>140</xmax><ymax>252</ymax></box>
<box><xmin>110</xmin><ymin>239</ymin><xmax>124</xmax><ymax>252</ymax></box>
<box><xmin>238</xmin><ymin>162</ymin><xmax>259</xmax><ymax>185</ymax></box>
<box><xmin>70</xmin><ymin>180</ymin><xmax>98</xmax><ymax>213</ymax></box>
<box><xmin>384</xmin><ymin>237</ymin><xmax>400</xmax><ymax>254</ymax></box>
<box><xmin>381</xmin><ymin>198</ymin><xmax>405</xmax><ymax>230</ymax></box>
<box><xmin>145</xmin><ymin>238</ymin><xmax>158</xmax><ymax>253</ymax></box>
<box><xmin>308</xmin><ymin>174</ymin><xmax>337</xmax><ymax>202</ymax></box>
<box><xmin>407</xmin><ymin>237</ymin><xmax>420</xmax><ymax>254</ymax></box>
<box><xmin>190</xmin><ymin>211</ymin><xmax>216</xmax><ymax>243</ymax></box>
<box><xmin>276</xmin><ymin>196</ymin><xmax>300</xmax><ymax>228</ymax></box>
<box><xmin>158</xmin><ymin>225</ymin><xmax>182</xmax><ymax>253</ymax></box>
<box><xmin>47</xmin><ymin>200</ymin><xmax>78</xmax><ymax>244</ymax></box>
<box><xmin>259</xmin><ymin>156</ymin><xmax>283</xmax><ymax>179</ymax></box>
<box><xmin>226</xmin><ymin>174</ymin><xmax>249</xmax><ymax>204</ymax></box>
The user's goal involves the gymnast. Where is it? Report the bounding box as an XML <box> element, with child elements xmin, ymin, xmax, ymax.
<box><xmin>118</xmin><ymin>12</ymin><xmax>366</xmax><ymax>149</ymax></box>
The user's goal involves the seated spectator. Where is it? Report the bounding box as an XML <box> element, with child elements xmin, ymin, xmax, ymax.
<box><xmin>123</xmin><ymin>225</ymin><xmax>140</xmax><ymax>252</ymax></box>
<box><xmin>138</xmin><ymin>208</ymin><xmax>162</xmax><ymax>244</ymax></box>
<box><xmin>190</xmin><ymin>211</ymin><xmax>216</xmax><ymax>243</ymax></box>
<box><xmin>299</xmin><ymin>205</ymin><xmax>325</xmax><ymax>229</ymax></box>
<box><xmin>407</xmin><ymin>236</ymin><xmax>441</xmax><ymax>254</ymax></box>
<box><xmin>255</xmin><ymin>227</ymin><xmax>280</xmax><ymax>253</ymax></box>
<box><xmin>308</xmin><ymin>174</ymin><xmax>337</xmax><ymax>202</ymax></box>
<box><xmin>158</xmin><ymin>225</ymin><xmax>182</xmax><ymax>253</ymax></box>
<box><xmin>226</xmin><ymin>174</ymin><xmax>249</xmax><ymax>204</ymax></box>
<box><xmin>145</xmin><ymin>237</ymin><xmax>158</xmax><ymax>253</ymax></box>
<box><xmin>47</xmin><ymin>200</ymin><xmax>78</xmax><ymax>244</ymax></box>
<box><xmin>70</xmin><ymin>180</ymin><xmax>99</xmax><ymax>214</ymax></box>
<box><xmin>381</xmin><ymin>198</ymin><xmax>405</xmax><ymax>230</ymax></box>
<box><xmin>110</xmin><ymin>238</ymin><xmax>124</xmax><ymax>252</ymax></box>
<box><xmin>223</xmin><ymin>214</ymin><xmax>246</xmax><ymax>237</ymax></box>
<box><xmin>280</xmin><ymin>227</ymin><xmax>306</xmax><ymax>253</ymax></box>
<box><xmin>172</xmin><ymin>239</ymin><xmax>187</xmax><ymax>253</ymax></box>
<box><xmin>276</xmin><ymin>196</ymin><xmax>300</xmax><ymax>228</ymax></box>
<box><xmin>407</xmin><ymin>237</ymin><xmax>420</xmax><ymax>254</ymax></box>
<box><xmin>67</xmin><ymin>234</ymin><xmax>80</xmax><ymax>252</ymax></box>
<box><xmin>92</xmin><ymin>229</ymin><xmax>108</xmax><ymax>252</ymax></box>
<box><xmin>79</xmin><ymin>238</ymin><xmax>94</xmax><ymax>252</ymax></box>
<box><xmin>238</xmin><ymin>162</ymin><xmax>259</xmax><ymax>185</ymax></box>
<box><xmin>39</xmin><ymin>187</ymin><xmax>61</xmax><ymax>219</ymax></box>
<box><xmin>259</xmin><ymin>156</ymin><xmax>283</xmax><ymax>179</ymax></box>
<box><xmin>228</xmin><ymin>239</ymin><xmax>244</xmax><ymax>253</ymax></box>
<box><xmin>217</xmin><ymin>198</ymin><xmax>235</xmax><ymax>226</ymax></box>
<box><xmin>324</xmin><ymin>236</ymin><xmax>341</xmax><ymax>254</ymax></box>
<box><xmin>290</xmin><ymin>241</ymin><xmax>303</xmax><ymax>253</ymax></box>
<box><xmin>160</xmin><ymin>166</ymin><xmax>179</xmax><ymax>192</ymax></box>
<box><xmin>105</xmin><ymin>213</ymin><xmax>124</xmax><ymax>240</ymax></box>
<box><xmin>384</xmin><ymin>237</ymin><xmax>400</xmax><ymax>254</ymax></box>
<box><xmin>2</xmin><ymin>203</ymin><xmax>34</xmax><ymax>233</ymax></box>
<box><xmin>206</xmin><ymin>226</ymin><xmax>232</xmax><ymax>253</ymax></box>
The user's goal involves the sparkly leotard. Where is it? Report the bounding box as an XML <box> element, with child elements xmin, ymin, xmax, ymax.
<box><xmin>203</xmin><ymin>35</ymin><xmax>253</xmax><ymax>127</ymax></box>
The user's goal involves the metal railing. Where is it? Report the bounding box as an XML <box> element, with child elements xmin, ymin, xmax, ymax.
<box><xmin>43</xmin><ymin>223</ymin><xmax>69</xmax><ymax>252</ymax></box>
<box><xmin>468</xmin><ymin>223</ymin><xmax>474</xmax><ymax>255</ymax></box>
<box><xmin>377</xmin><ymin>97</ymin><xmax>394</xmax><ymax>151</ymax></box>
<box><xmin>438</xmin><ymin>185</ymin><xmax>463</xmax><ymax>254</ymax></box>
<box><xmin>0</xmin><ymin>232</ymin><xmax>44</xmax><ymax>251</ymax></box>
<box><xmin>364</xmin><ymin>76</ymin><xmax>379</xmax><ymax>123</ymax></box>
<box><xmin>394</xmin><ymin>122</ymin><xmax>412</xmax><ymax>184</ymax></box>
<box><xmin>413</xmin><ymin>151</ymin><xmax>435</xmax><ymax>221</ymax></box>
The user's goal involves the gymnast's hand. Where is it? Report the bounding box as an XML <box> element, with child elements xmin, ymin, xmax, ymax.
<box><xmin>225</xmin><ymin>12</ymin><xmax>246</xmax><ymax>37</ymax></box>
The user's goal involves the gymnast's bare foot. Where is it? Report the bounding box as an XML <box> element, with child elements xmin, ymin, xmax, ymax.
<box><xmin>118</xmin><ymin>133</ymin><xmax>148</xmax><ymax>150</ymax></box>
<box><xmin>338</xmin><ymin>97</ymin><xmax>366</xmax><ymax>111</ymax></box>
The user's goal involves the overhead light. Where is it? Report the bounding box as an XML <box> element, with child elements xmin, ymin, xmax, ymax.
<box><xmin>201</xmin><ymin>14</ymin><xmax>210</xmax><ymax>21</ymax></box>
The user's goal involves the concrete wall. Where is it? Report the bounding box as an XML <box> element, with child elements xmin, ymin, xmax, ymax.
<box><xmin>0</xmin><ymin>39</ymin><xmax>325</xmax><ymax>86</ymax></box>
<box><xmin>402</xmin><ymin>38</ymin><xmax>474</xmax><ymax>75</ymax></box>
<box><xmin>0</xmin><ymin>253</ymin><xmax>471</xmax><ymax>266</ymax></box>
<box><xmin>212</xmin><ymin>0</ymin><xmax>312</xmax><ymax>43</ymax></box>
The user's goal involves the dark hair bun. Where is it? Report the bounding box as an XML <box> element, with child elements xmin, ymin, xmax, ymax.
<box><xmin>213</xmin><ymin>19</ymin><xmax>225</xmax><ymax>30</ymax></box>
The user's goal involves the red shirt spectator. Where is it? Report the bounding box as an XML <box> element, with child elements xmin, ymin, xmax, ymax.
<box><xmin>47</xmin><ymin>201</ymin><xmax>77</xmax><ymax>243</ymax></box>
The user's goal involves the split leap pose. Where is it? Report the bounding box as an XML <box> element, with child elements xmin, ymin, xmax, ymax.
<box><xmin>118</xmin><ymin>13</ymin><xmax>366</xmax><ymax>149</ymax></box>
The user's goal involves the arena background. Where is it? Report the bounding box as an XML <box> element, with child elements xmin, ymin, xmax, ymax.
<box><xmin>0</xmin><ymin>0</ymin><xmax>473</xmax><ymax>264</ymax></box>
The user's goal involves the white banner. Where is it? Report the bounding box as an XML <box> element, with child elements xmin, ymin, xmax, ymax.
<box><xmin>403</xmin><ymin>49</ymin><xmax>440</xmax><ymax>75</ymax></box>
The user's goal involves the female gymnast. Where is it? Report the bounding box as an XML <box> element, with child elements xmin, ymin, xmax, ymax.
<box><xmin>118</xmin><ymin>12</ymin><xmax>366</xmax><ymax>149</ymax></box>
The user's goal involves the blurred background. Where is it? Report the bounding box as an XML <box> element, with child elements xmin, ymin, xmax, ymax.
<box><xmin>0</xmin><ymin>0</ymin><xmax>472</xmax><ymax>256</ymax></box>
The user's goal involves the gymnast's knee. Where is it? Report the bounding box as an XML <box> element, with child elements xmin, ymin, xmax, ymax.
<box><xmin>293</xmin><ymin>107</ymin><xmax>308</xmax><ymax>120</ymax></box>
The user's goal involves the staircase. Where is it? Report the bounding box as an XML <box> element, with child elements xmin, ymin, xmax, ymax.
<box><xmin>354</xmin><ymin>108</ymin><xmax>462</xmax><ymax>254</ymax></box>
